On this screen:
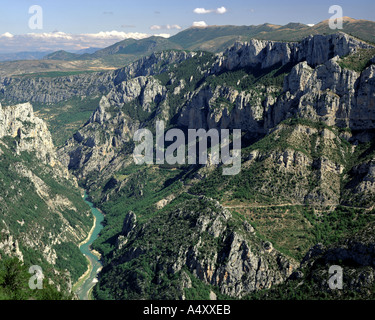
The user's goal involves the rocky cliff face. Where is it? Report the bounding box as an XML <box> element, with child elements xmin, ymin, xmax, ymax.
<box><xmin>49</xmin><ymin>33</ymin><xmax>375</xmax><ymax>299</ymax></box>
<box><xmin>215</xmin><ymin>33</ymin><xmax>372</xmax><ymax>71</ymax></box>
<box><xmin>0</xmin><ymin>51</ymin><xmax>195</xmax><ymax>104</ymax></box>
<box><xmin>0</xmin><ymin>102</ymin><xmax>92</xmax><ymax>291</ymax></box>
<box><xmin>97</xmin><ymin>196</ymin><xmax>296</xmax><ymax>299</ymax></box>
<box><xmin>271</xmin><ymin>57</ymin><xmax>375</xmax><ymax>132</ymax></box>
<box><xmin>0</xmin><ymin>102</ymin><xmax>59</xmax><ymax>166</ymax></box>
<box><xmin>58</xmin><ymin>33</ymin><xmax>375</xmax><ymax>188</ymax></box>
<box><xmin>179</xmin><ymin>33</ymin><xmax>375</xmax><ymax>135</ymax></box>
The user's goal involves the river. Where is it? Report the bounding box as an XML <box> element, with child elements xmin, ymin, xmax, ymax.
<box><xmin>74</xmin><ymin>192</ymin><xmax>105</xmax><ymax>300</ymax></box>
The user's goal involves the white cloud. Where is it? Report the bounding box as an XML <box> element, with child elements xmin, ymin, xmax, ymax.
<box><xmin>25</xmin><ymin>31</ymin><xmax>73</xmax><ymax>40</ymax></box>
<box><xmin>83</xmin><ymin>30</ymin><xmax>149</xmax><ymax>40</ymax></box>
<box><xmin>153</xmin><ymin>33</ymin><xmax>171</xmax><ymax>38</ymax></box>
<box><xmin>150</xmin><ymin>24</ymin><xmax>181</xmax><ymax>30</ymax></box>
<box><xmin>194</xmin><ymin>8</ymin><xmax>212</xmax><ymax>14</ymax></box>
<box><xmin>150</xmin><ymin>25</ymin><xmax>162</xmax><ymax>30</ymax></box>
<box><xmin>216</xmin><ymin>6</ymin><xmax>227</xmax><ymax>14</ymax></box>
<box><xmin>0</xmin><ymin>30</ymin><xmax>171</xmax><ymax>53</ymax></box>
<box><xmin>192</xmin><ymin>21</ymin><xmax>208</xmax><ymax>27</ymax></box>
<box><xmin>193</xmin><ymin>7</ymin><xmax>227</xmax><ymax>14</ymax></box>
<box><xmin>307</xmin><ymin>24</ymin><xmax>315</xmax><ymax>27</ymax></box>
<box><xmin>0</xmin><ymin>32</ymin><xmax>14</xmax><ymax>38</ymax></box>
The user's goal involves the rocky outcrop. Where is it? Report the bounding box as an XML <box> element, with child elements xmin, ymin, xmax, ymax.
<box><xmin>101</xmin><ymin>196</ymin><xmax>297</xmax><ymax>299</ymax></box>
<box><xmin>201</xmin><ymin>55</ymin><xmax>374</xmax><ymax>135</ymax></box>
<box><xmin>53</xmin><ymin>33</ymin><xmax>375</xmax><ymax>299</ymax></box>
<box><xmin>342</xmin><ymin>159</ymin><xmax>375</xmax><ymax>208</ymax></box>
<box><xmin>271</xmin><ymin>56</ymin><xmax>371</xmax><ymax>130</ymax></box>
<box><xmin>0</xmin><ymin>51</ymin><xmax>195</xmax><ymax>104</ymax></box>
<box><xmin>214</xmin><ymin>33</ymin><xmax>373</xmax><ymax>71</ymax></box>
<box><xmin>112</xmin><ymin>50</ymin><xmax>197</xmax><ymax>85</ymax></box>
<box><xmin>0</xmin><ymin>102</ymin><xmax>57</xmax><ymax>165</ymax></box>
<box><xmin>293</xmin><ymin>223</ymin><xmax>375</xmax><ymax>295</ymax></box>
<box><xmin>0</xmin><ymin>230</ymin><xmax>23</xmax><ymax>262</ymax></box>
<box><xmin>57</xmin><ymin>33</ymin><xmax>375</xmax><ymax>205</ymax></box>
<box><xmin>252</xmin><ymin>223</ymin><xmax>375</xmax><ymax>299</ymax></box>
<box><xmin>0</xmin><ymin>102</ymin><xmax>92</xmax><ymax>292</ymax></box>
<box><xmin>0</xmin><ymin>73</ymin><xmax>114</xmax><ymax>104</ymax></box>
<box><xmin>177</xmin><ymin>34</ymin><xmax>375</xmax><ymax>137</ymax></box>
<box><xmin>57</xmin><ymin>75</ymin><xmax>168</xmax><ymax>181</ymax></box>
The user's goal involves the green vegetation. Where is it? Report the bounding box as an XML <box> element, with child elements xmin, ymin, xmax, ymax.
<box><xmin>243</xmin><ymin>273</ymin><xmax>375</xmax><ymax>300</ymax></box>
<box><xmin>0</xmin><ymin>256</ymin><xmax>73</xmax><ymax>300</ymax></box>
<box><xmin>0</xmin><ymin>135</ymin><xmax>92</xmax><ymax>287</ymax></box>
<box><xmin>42</xmin><ymin>50</ymin><xmax>81</xmax><ymax>61</ymax></box>
<box><xmin>15</xmin><ymin>70</ymin><xmax>100</xmax><ymax>78</ymax></box>
<box><xmin>189</xmin><ymin>117</ymin><xmax>355</xmax><ymax>206</ymax></box>
<box><xmin>206</xmin><ymin>62</ymin><xmax>292</xmax><ymax>93</ymax></box>
<box><xmin>89</xmin><ymin>163</ymin><xmax>188</xmax><ymax>259</ymax></box>
<box><xmin>303</xmin><ymin>206</ymin><xmax>375</xmax><ymax>245</ymax></box>
<box><xmin>92</xmin><ymin>195</ymin><xmax>237</xmax><ymax>300</ymax></box>
<box><xmin>54</xmin><ymin>243</ymin><xmax>88</xmax><ymax>282</ymax></box>
<box><xmin>182</xmin><ymin>268</ymin><xmax>233</xmax><ymax>300</ymax></box>
<box><xmin>33</xmin><ymin>96</ymin><xmax>101</xmax><ymax>146</ymax></box>
<box><xmin>155</xmin><ymin>51</ymin><xmax>292</xmax><ymax>124</ymax></box>
<box><xmin>155</xmin><ymin>51</ymin><xmax>216</xmax><ymax>120</ymax></box>
<box><xmin>184</xmin><ymin>118</ymin><xmax>375</xmax><ymax>262</ymax></box>
<box><xmin>169</xmin><ymin>22</ymin><xmax>375</xmax><ymax>52</ymax></box>
<box><xmin>338</xmin><ymin>48</ymin><xmax>375</xmax><ymax>72</ymax></box>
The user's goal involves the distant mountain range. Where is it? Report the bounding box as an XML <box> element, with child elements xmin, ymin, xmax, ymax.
<box><xmin>1</xmin><ymin>17</ymin><xmax>374</xmax><ymax>77</ymax></box>
<box><xmin>0</xmin><ymin>47</ymin><xmax>102</xmax><ymax>62</ymax></box>
<box><xmin>1</xmin><ymin>28</ymin><xmax>375</xmax><ymax>300</ymax></box>
<box><xmin>0</xmin><ymin>51</ymin><xmax>53</xmax><ymax>62</ymax></box>
<box><xmin>43</xmin><ymin>17</ymin><xmax>375</xmax><ymax>63</ymax></box>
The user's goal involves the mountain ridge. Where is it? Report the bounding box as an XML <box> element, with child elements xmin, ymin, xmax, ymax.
<box><xmin>1</xmin><ymin>29</ymin><xmax>375</xmax><ymax>300</ymax></box>
<box><xmin>49</xmin><ymin>32</ymin><xmax>375</xmax><ymax>299</ymax></box>
<box><xmin>5</xmin><ymin>17</ymin><xmax>372</xmax><ymax>79</ymax></box>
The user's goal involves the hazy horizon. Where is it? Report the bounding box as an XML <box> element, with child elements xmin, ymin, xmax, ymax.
<box><xmin>0</xmin><ymin>0</ymin><xmax>374</xmax><ymax>53</ymax></box>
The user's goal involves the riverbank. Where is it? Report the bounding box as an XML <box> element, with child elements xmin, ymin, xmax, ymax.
<box><xmin>72</xmin><ymin>193</ymin><xmax>105</xmax><ymax>300</ymax></box>
<box><xmin>72</xmin><ymin>256</ymin><xmax>92</xmax><ymax>293</ymax></box>
<box><xmin>72</xmin><ymin>214</ymin><xmax>97</xmax><ymax>292</ymax></box>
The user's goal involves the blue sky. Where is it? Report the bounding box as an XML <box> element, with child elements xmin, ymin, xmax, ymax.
<box><xmin>0</xmin><ymin>0</ymin><xmax>374</xmax><ymax>52</ymax></box>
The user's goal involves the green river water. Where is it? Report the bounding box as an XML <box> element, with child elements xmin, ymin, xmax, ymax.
<box><xmin>74</xmin><ymin>193</ymin><xmax>104</xmax><ymax>300</ymax></box>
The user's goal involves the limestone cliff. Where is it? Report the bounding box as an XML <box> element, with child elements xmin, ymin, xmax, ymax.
<box><xmin>50</xmin><ymin>33</ymin><xmax>375</xmax><ymax>299</ymax></box>
<box><xmin>0</xmin><ymin>102</ymin><xmax>92</xmax><ymax>291</ymax></box>
<box><xmin>97</xmin><ymin>196</ymin><xmax>296</xmax><ymax>299</ymax></box>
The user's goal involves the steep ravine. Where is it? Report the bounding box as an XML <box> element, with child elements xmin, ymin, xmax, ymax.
<box><xmin>74</xmin><ymin>193</ymin><xmax>105</xmax><ymax>300</ymax></box>
<box><xmin>54</xmin><ymin>33</ymin><xmax>375</xmax><ymax>299</ymax></box>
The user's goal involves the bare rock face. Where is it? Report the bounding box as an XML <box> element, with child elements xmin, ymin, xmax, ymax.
<box><xmin>0</xmin><ymin>230</ymin><xmax>24</xmax><ymax>262</ymax></box>
<box><xmin>271</xmin><ymin>57</ymin><xmax>375</xmax><ymax>131</ymax></box>
<box><xmin>0</xmin><ymin>73</ymin><xmax>115</xmax><ymax>104</ymax></box>
<box><xmin>58</xmin><ymin>74</ymin><xmax>168</xmax><ymax>182</ymax></box>
<box><xmin>215</xmin><ymin>33</ymin><xmax>372</xmax><ymax>71</ymax></box>
<box><xmin>283</xmin><ymin>61</ymin><xmax>314</xmax><ymax>94</ymax></box>
<box><xmin>176</xmin><ymin>34</ymin><xmax>375</xmax><ymax>139</ymax></box>
<box><xmin>121</xmin><ymin>211</ymin><xmax>137</xmax><ymax>237</ymax></box>
<box><xmin>186</xmin><ymin>229</ymin><xmax>295</xmax><ymax>297</ymax></box>
<box><xmin>0</xmin><ymin>51</ymin><xmax>195</xmax><ymax>104</ymax></box>
<box><xmin>0</xmin><ymin>102</ymin><xmax>57</xmax><ymax>165</ymax></box>
<box><xmin>56</xmin><ymin>33</ymin><xmax>375</xmax><ymax>207</ymax></box>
